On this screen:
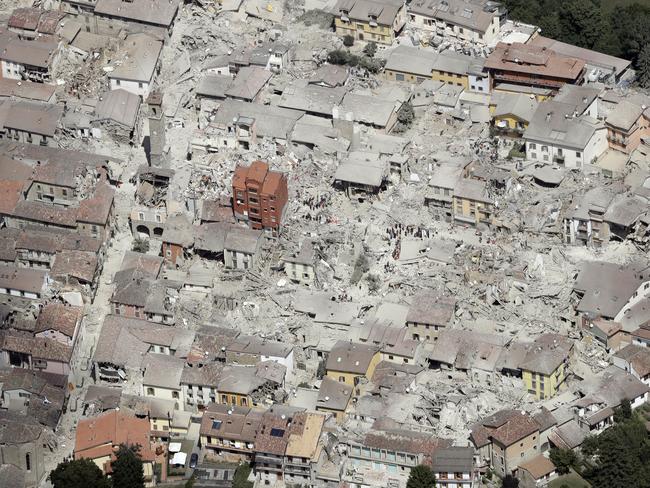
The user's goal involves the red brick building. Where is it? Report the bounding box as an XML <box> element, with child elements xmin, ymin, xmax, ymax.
<box><xmin>232</xmin><ymin>160</ymin><xmax>288</xmax><ymax>235</ymax></box>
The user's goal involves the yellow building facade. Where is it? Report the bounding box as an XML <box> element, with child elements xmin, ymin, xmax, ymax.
<box><xmin>522</xmin><ymin>362</ymin><xmax>567</xmax><ymax>400</ymax></box>
<box><xmin>218</xmin><ymin>390</ymin><xmax>252</xmax><ymax>407</ymax></box>
<box><xmin>335</xmin><ymin>18</ymin><xmax>395</xmax><ymax>44</ymax></box>
<box><xmin>492</xmin><ymin>113</ymin><xmax>528</xmax><ymax>131</ymax></box>
<box><xmin>432</xmin><ymin>69</ymin><xmax>469</xmax><ymax>89</ymax></box>
<box><xmin>326</xmin><ymin>351</ymin><xmax>381</xmax><ymax>386</ymax></box>
<box><xmin>452</xmin><ymin>195</ymin><xmax>493</xmax><ymax>227</ymax></box>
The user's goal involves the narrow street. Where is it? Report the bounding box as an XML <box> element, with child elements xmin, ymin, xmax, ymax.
<box><xmin>40</xmin><ymin>162</ymin><xmax>140</xmax><ymax>483</ymax></box>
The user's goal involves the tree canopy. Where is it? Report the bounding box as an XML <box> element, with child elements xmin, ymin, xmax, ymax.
<box><xmin>233</xmin><ymin>463</ymin><xmax>254</xmax><ymax>488</ymax></box>
<box><xmin>550</xmin><ymin>448</ymin><xmax>578</xmax><ymax>475</ymax></box>
<box><xmin>406</xmin><ymin>465</ymin><xmax>435</xmax><ymax>488</ymax></box>
<box><xmin>581</xmin><ymin>413</ymin><xmax>650</xmax><ymax>488</ymax></box>
<box><xmin>501</xmin><ymin>474</ymin><xmax>519</xmax><ymax>488</ymax></box>
<box><xmin>111</xmin><ymin>444</ymin><xmax>146</xmax><ymax>488</ymax></box>
<box><xmin>49</xmin><ymin>458</ymin><xmax>111</xmax><ymax>488</ymax></box>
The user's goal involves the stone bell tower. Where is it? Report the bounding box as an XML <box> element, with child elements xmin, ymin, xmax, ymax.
<box><xmin>147</xmin><ymin>90</ymin><xmax>166</xmax><ymax>167</ymax></box>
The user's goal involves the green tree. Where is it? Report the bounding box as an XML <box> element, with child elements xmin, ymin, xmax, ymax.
<box><xmin>501</xmin><ymin>474</ymin><xmax>519</xmax><ymax>488</ymax></box>
<box><xmin>343</xmin><ymin>35</ymin><xmax>354</xmax><ymax>47</ymax></box>
<box><xmin>582</xmin><ymin>415</ymin><xmax>650</xmax><ymax>488</ymax></box>
<box><xmin>363</xmin><ymin>41</ymin><xmax>377</xmax><ymax>57</ymax></box>
<box><xmin>394</xmin><ymin>102</ymin><xmax>415</xmax><ymax>133</ymax></box>
<box><xmin>111</xmin><ymin>444</ymin><xmax>145</xmax><ymax>488</ymax></box>
<box><xmin>559</xmin><ymin>0</ymin><xmax>612</xmax><ymax>51</ymax></box>
<box><xmin>358</xmin><ymin>56</ymin><xmax>385</xmax><ymax>73</ymax></box>
<box><xmin>49</xmin><ymin>458</ymin><xmax>110</xmax><ymax>488</ymax></box>
<box><xmin>132</xmin><ymin>238</ymin><xmax>149</xmax><ymax>253</ymax></box>
<box><xmin>550</xmin><ymin>448</ymin><xmax>578</xmax><ymax>475</ymax></box>
<box><xmin>636</xmin><ymin>44</ymin><xmax>650</xmax><ymax>89</ymax></box>
<box><xmin>406</xmin><ymin>465</ymin><xmax>435</xmax><ymax>488</ymax></box>
<box><xmin>613</xmin><ymin>398</ymin><xmax>632</xmax><ymax>423</ymax></box>
<box><xmin>327</xmin><ymin>49</ymin><xmax>350</xmax><ymax>65</ymax></box>
<box><xmin>233</xmin><ymin>463</ymin><xmax>254</xmax><ymax>488</ymax></box>
<box><xmin>611</xmin><ymin>3</ymin><xmax>650</xmax><ymax>62</ymax></box>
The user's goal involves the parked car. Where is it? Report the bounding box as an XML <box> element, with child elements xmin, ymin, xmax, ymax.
<box><xmin>190</xmin><ymin>453</ymin><xmax>198</xmax><ymax>469</ymax></box>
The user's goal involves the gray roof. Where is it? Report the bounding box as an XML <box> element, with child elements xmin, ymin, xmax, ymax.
<box><xmin>454</xmin><ymin>178</ymin><xmax>491</xmax><ymax>203</ymax></box>
<box><xmin>0</xmin><ymin>463</ymin><xmax>25</xmax><ymax>487</ymax></box>
<box><xmin>567</xmin><ymin>187</ymin><xmax>616</xmax><ymax>220</ymax></box>
<box><xmin>278</xmin><ymin>80</ymin><xmax>346</xmax><ymax>116</ymax></box>
<box><xmin>214</xmin><ymin>99</ymin><xmax>303</xmax><ymax>140</ymax></box>
<box><xmin>326</xmin><ymin>340</ymin><xmax>379</xmax><ymax>374</ymax></box>
<box><xmin>194</xmin><ymin>222</ymin><xmax>231</xmax><ymax>253</ymax></box>
<box><xmin>553</xmin><ymin>84</ymin><xmax>601</xmax><ymax>116</ymax></box>
<box><xmin>362</xmin><ymin>132</ymin><xmax>409</xmax><ymax>155</ymax></box>
<box><xmin>162</xmin><ymin>213</ymin><xmax>194</xmax><ymax>246</ymax></box>
<box><xmin>94</xmin><ymin>89</ymin><xmax>141</xmax><ymax>128</ymax></box>
<box><xmin>429</xmin><ymin>162</ymin><xmax>463</xmax><ymax>190</ymax></box>
<box><xmin>575</xmin><ymin>365</ymin><xmax>650</xmax><ymax>410</ymax></box>
<box><xmin>283</xmin><ymin>240</ymin><xmax>316</xmax><ymax>266</ymax></box>
<box><xmin>217</xmin><ymin>365</ymin><xmax>268</xmax><ymax>395</ymax></box>
<box><xmin>518</xmin><ymin>334</ymin><xmax>572</xmax><ymax>376</ymax></box>
<box><xmin>385</xmin><ymin>45</ymin><xmax>438</xmax><ymax>78</ymax></box>
<box><xmin>386</xmin><ymin>45</ymin><xmax>475</xmax><ymax>78</ymax></box>
<box><xmin>574</xmin><ymin>261</ymin><xmax>646</xmax><ymax>319</ymax></box>
<box><xmin>429</xmin><ymin>329</ymin><xmax>506</xmax><ymax>371</ymax></box>
<box><xmin>225</xmin><ymin>66</ymin><xmax>272</xmax><ymax>101</ymax></box>
<box><xmin>227</xmin><ymin>335</ymin><xmax>293</xmax><ymax>358</ymax></box>
<box><xmin>93</xmin><ymin>315</ymin><xmax>194</xmax><ymax>368</ymax></box>
<box><xmin>143</xmin><ymin>353</ymin><xmax>184</xmax><ymax>390</ymax></box>
<box><xmin>431</xmin><ymin>447</ymin><xmax>474</xmax><ymax>473</ymax></box>
<box><xmin>197</xmin><ymin>74</ymin><xmax>233</xmax><ymax>99</ymax></box>
<box><xmin>0</xmin><ymin>101</ymin><xmax>62</xmax><ymax>137</ymax></box>
<box><xmin>523</xmin><ymin>101</ymin><xmax>603</xmax><ymax>150</ymax></box>
<box><xmin>317</xmin><ymin>376</ymin><xmax>353</xmax><ymax>411</ymax></box>
<box><xmin>406</xmin><ymin>292</ymin><xmax>456</xmax><ymax>326</ymax></box>
<box><xmin>433</xmin><ymin>50</ymin><xmax>475</xmax><ymax>75</ymax></box>
<box><xmin>0</xmin><ymin>410</ymin><xmax>42</xmax><ymax>444</ymax></box>
<box><xmin>308</xmin><ymin>64</ymin><xmax>349</xmax><ymax>87</ymax></box>
<box><xmin>109</xmin><ymin>33</ymin><xmax>162</xmax><ymax>83</ymax></box>
<box><xmin>532</xmin><ymin>166</ymin><xmax>567</xmax><ymax>186</ymax></box>
<box><xmin>491</xmin><ymin>92</ymin><xmax>538</xmax><ymax>121</ymax></box>
<box><xmin>224</xmin><ymin>226</ymin><xmax>262</xmax><ymax>254</ymax></box>
<box><xmin>0</xmin><ymin>36</ymin><xmax>57</xmax><ymax>68</ymax></box>
<box><xmin>338</xmin><ymin>92</ymin><xmax>398</xmax><ymax>128</ymax></box>
<box><xmin>605</xmin><ymin>100</ymin><xmax>644</xmax><ymax>131</ymax></box>
<box><xmin>549</xmin><ymin>420</ymin><xmax>586</xmax><ymax>449</ymax></box>
<box><xmin>433</xmin><ymin>83</ymin><xmax>463</xmax><ymax>107</ymax></box>
<box><xmin>181</xmin><ymin>362</ymin><xmax>223</xmax><ymax>387</ymax></box>
<box><xmin>334</xmin><ymin>152</ymin><xmax>386</xmax><ymax>187</ymax></box>
<box><xmin>335</xmin><ymin>0</ymin><xmax>404</xmax><ymax>26</ymax></box>
<box><xmin>409</xmin><ymin>0</ymin><xmax>499</xmax><ymax>33</ymax></box>
<box><xmin>94</xmin><ymin>0</ymin><xmax>181</xmax><ymax>27</ymax></box>
<box><xmin>291</xmin><ymin>115</ymin><xmax>350</xmax><ymax>154</ymax></box>
<box><xmin>603</xmin><ymin>194</ymin><xmax>648</xmax><ymax>228</ymax></box>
